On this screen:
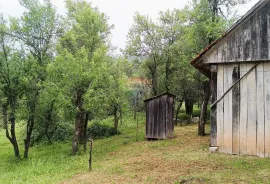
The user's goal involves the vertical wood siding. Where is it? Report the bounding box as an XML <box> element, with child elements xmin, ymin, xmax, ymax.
<box><xmin>217</xmin><ymin>62</ymin><xmax>270</xmax><ymax>157</ymax></box>
<box><xmin>232</xmin><ymin>65</ymin><xmax>240</xmax><ymax>155</ymax></box>
<box><xmin>246</xmin><ymin>63</ymin><xmax>257</xmax><ymax>155</ymax></box>
<box><xmin>240</xmin><ymin>64</ymin><xmax>248</xmax><ymax>155</ymax></box>
<box><xmin>217</xmin><ymin>65</ymin><xmax>224</xmax><ymax>152</ymax></box>
<box><xmin>223</xmin><ymin>65</ymin><xmax>233</xmax><ymax>154</ymax></box>
<box><xmin>264</xmin><ymin>63</ymin><xmax>270</xmax><ymax>157</ymax></box>
<box><xmin>256</xmin><ymin>64</ymin><xmax>265</xmax><ymax>157</ymax></box>
<box><xmin>145</xmin><ymin>94</ymin><xmax>175</xmax><ymax>139</ymax></box>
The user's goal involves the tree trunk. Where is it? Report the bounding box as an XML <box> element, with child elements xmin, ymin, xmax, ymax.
<box><xmin>72</xmin><ymin>110</ymin><xmax>83</xmax><ymax>155</ymax></box>
<box><xmin>24</xmin><ymin>91</ymin><xmax>39</xmax><ymax>158</ymax></box>
<box><xmin>114</xmin><ymin>106</ymin><xmax>119</xmax><ymax>130</ymax></box>
<box><xmin>198</xmin><ymin>81</ymin><xmax>210</xmax><ymax>136</ymax></box>
<box><xmin>2</xmin><ymin>105</ymin><xmax>20</xmax><ymax>158</ymax></box>
<box><xmin>185</xmin><ymin>100</ymin><xmax>194</xmax><ymax>123</ymax></box>
<box><xmin>83</xmin><ymin>112</ymin><xmax>89</xmax><ymax>152</ymax></box>
<box><xmin>10</xmin><ymin>109</ymin><xmax>20</xmax><ymax>158</ymax></box>
<box><xmin>152</xmin><ymin>73</ymin><xmax>158</xmax><ymax>96</ymax></box>
<box><xmin>149</xmin><ymin>63</ymin><xmax>158</xmax><ymax>96</ymax></box>
<box><xmin>165</xmin><ymin>57</ymin><xmax>170</xmax><ymax>92</ymax></box>
<box><xmin>119</xmin><ymin>107</ymin><xmax>123</xmax><ymax>125</ymax></box>
<box><xmin>24</xmin><ymin>115</ymin><xmax>35</xmax><ymax>158</ymax></box>
<box><xmin>72</xmin><ymin>90</ymin><xmax>84</xmax><ymax>155</ymax></box>
<box><xmin>174</xmin><ymin>99</ymin><xmax>183</xmax><ymax>125</ymax></box>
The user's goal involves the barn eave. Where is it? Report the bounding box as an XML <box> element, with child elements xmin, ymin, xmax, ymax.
<box><xmin>190</xmin><ymin>0</ymin><xmax>269</xmax><ymax>76</ymax></box>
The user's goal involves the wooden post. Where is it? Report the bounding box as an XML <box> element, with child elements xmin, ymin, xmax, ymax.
<box><xmin>210</xmin><ymin>65</ymin><xmax>217</xmax><ymax>147</ymax></box>
<box><xmin>89</xmin><ymin>137</ymin><xmax>93</xmax><ymax>171</ymax></box>
<box><xmin>136</xmin><ymin>117</ymin><xmax>139</xmax><ymax>142</ymax></box>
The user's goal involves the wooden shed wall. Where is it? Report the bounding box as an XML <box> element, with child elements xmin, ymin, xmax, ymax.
<box><xmin>203</xmin><ymin>1</ymin><xmax>270</xmax><ymax>64</ymax></box>
<box><xmin>145</xmin><ymin>94</ymin><xmax>174</xmax><ymax>139</ymax></box>
<box><xmin>217</xmin><ymin>62</ymin><xmax>270</xmax><ymax>157</ymax></box>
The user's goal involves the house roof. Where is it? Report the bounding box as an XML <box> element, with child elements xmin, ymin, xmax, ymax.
<box><xmin>190</xmin><ymin>0</ymin><xmax>268</xmax><ymax>78</ymax></box>
<box><xmin>144</xmin><ymin>92</ymin><xmax>176</xmax><ymax>102</ymax></box>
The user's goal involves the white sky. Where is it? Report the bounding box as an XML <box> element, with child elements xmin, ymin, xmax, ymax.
<box><xmin>0</xmin><ymin>0</ymin><xmax>260</xmax><ymax>54</ymax></box>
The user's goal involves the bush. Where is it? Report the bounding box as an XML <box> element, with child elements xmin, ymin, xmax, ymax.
<box><xmin>31</xmin><ymin>122</ymin><xmax>73</xmax><ymax>145</ymax></box>
<box><xmin>50</xmin><ymin>123</ymin><xmax>73</xmax><ymax>142</ymax></box>
<box><xmin>87</xmin><ymin>123</ymin><xmax>120</xmax><ymax>139</ymax></box>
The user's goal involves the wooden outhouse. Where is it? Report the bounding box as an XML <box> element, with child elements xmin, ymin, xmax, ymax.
<box><xmin>144</xmin><ymin>92</ymin><xmax>175</xmax><ymax>140</ymax></box>
<box><xmin>191</xmin><ymin>0</ymin><xmax>270</xmax><ymax>157</ymax></box>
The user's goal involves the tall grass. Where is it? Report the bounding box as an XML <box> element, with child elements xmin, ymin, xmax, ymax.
<box><xmin>0</xmin><ymin>113</ymin><xmax>145</xmax><ymax>184</ymax></box>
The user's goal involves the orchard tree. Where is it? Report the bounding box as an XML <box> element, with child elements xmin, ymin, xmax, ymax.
<box><xmin>9</xmin><ymin>0</ymin><xmax>61</xmax><ymax>158</ymax></box>
<box><xmin>0</xmin><ymin>15</ymin><xmax>24</xmax><ymax>158</ymax></box>
<box><xmin>126</xmin><ymin>13</ymin><xmax>163</xmax><ymax>96</ymax></box>
<box><xmin>158</xmin><ymin>9</ymin><xmax>187</xmax><ymax>92</ymax></box>
<box><xmin>107</xmin><ymin>58</ymin><xmax>129</xmax><ymax>129</ymax></box>
<box><xmin>48</xmin><ymin>0</ymin><xmax>112</xmax><ymax>155</ymax></box>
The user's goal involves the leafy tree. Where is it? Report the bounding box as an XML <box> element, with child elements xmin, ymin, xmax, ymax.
<box><xmin>126</xmin><ymin>13</ymin><xmax>163</xmax><ymax>96</ymax></box>
<box><xmin>48</xmin><ymin>0</ymin><xmax>112</xmax><ymax>155</ymax></box>
<box><xmin>9</xmin><ymin>0</ymin><xmax>61</xmax><ymax>158</ymax></box>
<box><xmin>107</xmin><ymin>58</ymin><xmax>129</xmax><ymax>129</ymax></box>
<box><xmin>0</xmin><ymin>15</ymin><xmax>24</xmax><ymax>158</ymax></box>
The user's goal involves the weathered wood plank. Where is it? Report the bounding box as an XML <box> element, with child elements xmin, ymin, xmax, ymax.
<box><xmin>237</xmin><ymin>29</ymin><xmax>244</xmax><ymax>61</ymax></box>
<box><xmin>259</xmin><ymin>5</ymin><xmax>269</xmax><ymax>59</ymax></box>
<box><xmin>264</xmin><ymin>62</ymin><xmax>270</xmax><ymax>157</ymax></box>
<box><xmin>210</xmin><ymin>71</ymin><xmax>217</xmax><ymax>147</ymax></box>
<box><xmin>232</xmin><ymin>65</ymin><xmax>240</xmax><ymax>155</ymax></box>
<box><xmin>158</xmin><ymin>97</ymin><xmax>162</xmax><ymax>138</ymax></box>
<box><xmin>267</xmin><ymin>4</ymin><xmax>270</xmax><ymax>60</ymax></box>
<box><xmin>145</xmin><ymin>102</ymin><xmax>149</xmax><ymax>138</ymax></box>
<box><xmin>151</xmin><ymin>101</ymin><xmax>155</xmax><ymax>138</ymax></box>
<box><xmin>256</xmin><ymin>63</ymin><xmax>265</xmax><ymax>157</ymax></box>
<box><xmin>250</xmin><ymin>13</ymin><xmax>258</xmax><ymax>60</ymax></box>
<box><xmin>222</xmin><ymin>40</ymin><xmax>227</xmax><ymax>63</ymax></box>
<box><xmin>246</xmin><ymin>63</ymin><xmax>257</xmax><ymax>155</ymax></box>
<box><xmin>240</xmin><ymin>64</ymin><xmax>248</xmax><ymax>155</ymax></box>
<box><xmin>202</xmin><ymin>1</ymin><xmax>270</xmax><ymax>65</ymax></box>
<box><xmin>162</xmin><ymin>96</ymin><xmax>167</xmax><ymax>139</ymax></box>
<box><xmin>218</xmin><ymin>44</ymin><xmax>223</xmax><ymax>63</ymax></box>
<box><xmin>223</xmin><ymin>65</ymin><xmax>233</xmax><ymax>154</ymax></box>
<box><xmin>217</xmin><ymin>64</ymin><xmax>224</xmax><ymax>152</ymax></box>
<box><xmin>168</xmin><ymin>96</ymin><xmax>174</xmax><ymax>138</ymax></box>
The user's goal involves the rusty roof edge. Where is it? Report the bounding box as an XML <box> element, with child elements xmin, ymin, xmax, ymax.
<box><xmin>190</xmin><ymin>0</ymin><xmax>267</xmax><ymax>66</ymax></box>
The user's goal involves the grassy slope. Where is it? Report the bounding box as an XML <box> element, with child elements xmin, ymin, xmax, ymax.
<box><xmin>0</xmin><ymin>115</ymin><xmax>145</xmax><ymax>184</ymax></box>
<box><xmin>1</xmin><ymin>115</ymin><xmax>270</xmax><ymax>184</ymax></box>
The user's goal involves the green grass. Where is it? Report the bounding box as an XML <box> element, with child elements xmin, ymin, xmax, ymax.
<box><xmin>0</xmin><ymin>114</ymin><xmax>145</xmax><ymax>184</ymax></box>
<box><xmin>2</xmin><ymin>113</ymin><xmax>270</xmax><ymax>184</ymax></box>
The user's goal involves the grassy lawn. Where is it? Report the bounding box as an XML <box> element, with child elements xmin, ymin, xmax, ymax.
<box><xmin>1</xmin><ymin>115</ymin><xmax>270</xmax><ymax>184</ymax></box>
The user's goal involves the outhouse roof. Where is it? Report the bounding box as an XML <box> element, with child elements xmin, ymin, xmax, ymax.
<box><xmin>190</xmin><ymin>0</ymin><xmax>268</xmax><ymax>78</ymax></box>
<box><xmin>144</xmin><ymin>92</ymin><xmax>176</xmax><ymax>102</ymax></box>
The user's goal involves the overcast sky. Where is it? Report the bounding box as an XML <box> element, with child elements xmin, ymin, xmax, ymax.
<box><xmin>0</xmin><ymin>0</ymin><xmax>259</xmax><ymax>54</ymax></box>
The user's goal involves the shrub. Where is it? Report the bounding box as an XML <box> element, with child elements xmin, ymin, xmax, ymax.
<box><xmin>31</xmin><ymin>122</ymin><xmax>73</xmax><ymax>145</ymax></box>
<box><xmin>87</xmin><ymin>123</ymin><xmax>120</xmax><ymax>139</ymax></box>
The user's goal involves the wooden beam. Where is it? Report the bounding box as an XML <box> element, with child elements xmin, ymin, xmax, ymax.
<box><xmin>210</xmin><ymin>70</ymin><xmax>217</xmax><ymax>147</ymax></box>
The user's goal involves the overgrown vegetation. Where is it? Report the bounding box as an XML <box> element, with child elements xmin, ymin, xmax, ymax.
<box><xmin>87</xmin><ymin>122</ymin><xmax>120</xmax><ymax>139</ymax></box>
